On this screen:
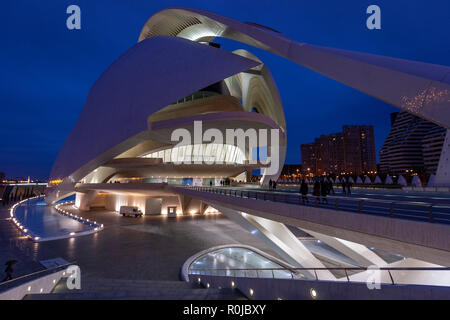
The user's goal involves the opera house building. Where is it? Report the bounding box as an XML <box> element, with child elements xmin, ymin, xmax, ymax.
<box><xmin>45</xmin><ymin>8</ymin><xmax>288</xmax><ymax>216</ymax></box>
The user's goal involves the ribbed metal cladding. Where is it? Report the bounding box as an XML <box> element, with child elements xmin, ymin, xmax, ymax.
<box><xmin>379</xmin><ymin>110</ymin><xmax>445</xmax><ymax>174</ymax></box>
<box><xmin>144</xmin><ymin>15</ymin><xmax>202</xmax><ymax>39</ymax></box>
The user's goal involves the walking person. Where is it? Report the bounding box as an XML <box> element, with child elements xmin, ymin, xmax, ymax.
<box><xmin>313</xmin><ymin>180</ymin><xmax>321</xmax><ymax>205</ymax></box>
<box><xmin>328</xmin><ymin>180</ymin><xmax>334</xmax><ymax>194</ymax></box>
<box><xmin>320</xmin><ymin>180</ymin><xmax>328</xmax><ymax>204</ymax></box>
<box><xmin>342</xmin><ymin>180</ymin><xmax>347</xmax><ymax>195</ymax></box>
<box><xmin>2</xmin><ymin>260</ymin><xmax>17</xmax><ymax>282</ymax></box>
<box><xmin>347</xmin><ymin>180</ymin><xmax>352</xmax><ymax>195</ymax></box>
<box><xmin>269</xmin><ymin>179</ymin><xmax>273</xmax><ymax>190</ymax></box>
<box><xmin>300</xmin><ymin>180</ymin><xmax>309</xmax><ymax>204</ymax></box>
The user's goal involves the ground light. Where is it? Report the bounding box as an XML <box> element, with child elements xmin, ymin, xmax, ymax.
<box><xmin>310</xmin><ymin>288</ymin><xmax>318</xmax><ymax>299</ymax></box>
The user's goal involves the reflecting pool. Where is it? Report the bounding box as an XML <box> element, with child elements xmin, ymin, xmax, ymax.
<box><xmin>14</xmin><ymin>197</ymin><xmax>92</xmax><ymax>239</ymax></box>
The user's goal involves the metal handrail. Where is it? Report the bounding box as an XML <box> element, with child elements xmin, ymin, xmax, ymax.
<box><xmin>189</xmin><ymin>267</ymin><xmax>450</xmax><ymax>271</ymax></box>
<box><xmin>186</xmin><ymin>186</ymin><xmax>450</xmax><ymax>223</ymax></box>
<box><xmin>0</xmin><ymin>262</ymin><xmax>75</xmax><ymax>289</ymax></box>
<box><xmin>189</xmin><ymin>266</ymin><xmax>450</xmax><ymax>285</ymax></box>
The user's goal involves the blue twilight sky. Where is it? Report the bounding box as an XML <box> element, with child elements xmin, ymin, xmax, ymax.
<box><xmin>1</xmin><ymin>0</ymin><xmax>449</xmax><ymax>180</ymax></box>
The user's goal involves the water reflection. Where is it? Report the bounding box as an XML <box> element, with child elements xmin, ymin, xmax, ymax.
<box><xmin>14</xmin><ymin>198</ymin><xmax>91</xmax><ymax>238</ymax></box>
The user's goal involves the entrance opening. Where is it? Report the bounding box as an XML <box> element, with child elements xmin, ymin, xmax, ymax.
<box><xmin>167</xmin><ymin>206</ymin><xmax>177</xmax><ymax>217</ymax></box>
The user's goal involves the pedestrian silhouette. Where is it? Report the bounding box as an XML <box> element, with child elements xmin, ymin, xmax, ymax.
<box><xmin>2</xmin><ymin>260</ymin><xmax>17</xmax><ymax>282</ymax></box>
<box><xmin>300</xmin><ymin>180</ymin><xmax>309</xmax><ymax>204</ymax></box>
<box><xmin>328</xmin><ymin>180</ymin><xmax>334</xmax><ymax>194</ymax></box>
<box><xmin>313</xmin><ymin>180</ymin><xmax>321</xmax><ymax>205</ymax></box>
<box><xmin>320</xmin><ymin>180</ymin><xmax>328</xmax><ymax>204</ymax></box>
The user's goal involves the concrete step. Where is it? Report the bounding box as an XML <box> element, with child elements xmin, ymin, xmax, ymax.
<box><xmin>24</xmin><ymin>277</ymin><xmax>246</xmax><ymax>300</ymax></box>
<box><xmin>52</xmin><ymin>277</ymin><xmax>200</xmax><ymax>293</ymax></box>
<box><xmin>24</xmin><ymin>288</ymin><xmax>243</xmax><ymax>300</ymax></box>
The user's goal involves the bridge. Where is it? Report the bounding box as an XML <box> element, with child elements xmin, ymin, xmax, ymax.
<box><xmin>172</xmin><ymin>185</ymin><xmax>450</xmax><ymax>267</ymax></box>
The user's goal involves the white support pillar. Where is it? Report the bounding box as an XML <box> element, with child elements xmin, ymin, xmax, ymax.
<box><xmin>300</xmin><ymin>228</ymin><xmax>387</xmax><ymax>267</ymax></box>
<box><xmin>75</xmin><ymin>190</ymin><xmax>99</xmax><ymax>211</ymax></box>
<box><xmin>215</xmin><ymin>205</ymin><xmax>336</xmax><ymax>280</ymax></box>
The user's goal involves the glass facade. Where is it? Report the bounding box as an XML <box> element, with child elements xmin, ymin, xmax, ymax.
<box><xmin>142</xmin><ymin>143</ymin><xmax>245</xmax><ymax>164</ymax></box>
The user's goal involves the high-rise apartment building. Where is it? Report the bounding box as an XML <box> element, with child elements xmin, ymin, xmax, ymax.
<box><xmin>301</xmin><ymin>125</ymin><xmax>376</xmax><ymax>176</ymax></box>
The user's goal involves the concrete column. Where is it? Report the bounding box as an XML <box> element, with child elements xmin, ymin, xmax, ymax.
<box><xmin>75</xmin><ymin>190</ymin><xmax>99</xmax><ymax>211</ymax></box>
<box><xmin>300</xmin><ymin>228</ymin><xmax>387</xmax><ymax>267</ymax></box>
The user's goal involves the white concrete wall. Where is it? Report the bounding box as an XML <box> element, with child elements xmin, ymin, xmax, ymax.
<box><xmin>145</xmin><ymin>198</ymin><xmax>162</xmax><ymax>215</ymax></box>
<box><xmin>161</xmin><ymin>196</ymin><xmax>181</xmax><ymax>215</ymax></box>
<box><xmin>193</xmin><ymin>274</ymin><xmax>450</xmax><ymax>300</ymax></box>
<box><xmin>104</xmin><ymin>194</ymin><xmax>148</xmax><ymax>214</ymax></box>
<box><xmin>0</xmin><ymin>270</ymin><xmax>65</xmax><ymax>300</ymax></box>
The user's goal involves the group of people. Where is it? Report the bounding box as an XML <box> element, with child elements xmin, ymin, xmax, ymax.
<box><xmin>268</xmin><ymin>179</ymin><xmax>277</xmax><ymax>190</ymax></box>
<box><xmin>298</xmin><ymin>178</ymin><xmax>353</xmax><ymax>205</ymax></box>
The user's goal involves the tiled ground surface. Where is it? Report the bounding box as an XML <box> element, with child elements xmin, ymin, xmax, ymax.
<box><xmin>1</xmin><ymin>202</ymin><xmax>282</xmax><ymax>283</ymax></box>
<box><xmin>0</xmin><ymin>205</ymin><xmax>45</xmax><ymax>282</ymax></box>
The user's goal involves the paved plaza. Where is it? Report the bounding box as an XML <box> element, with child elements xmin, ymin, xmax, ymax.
<box><xmin>1</xmin><ymin>204</ymin><xmax>283</xmax><ymax>282</ymax></box>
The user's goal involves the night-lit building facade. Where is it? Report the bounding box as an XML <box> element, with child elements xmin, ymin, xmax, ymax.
<box><xmin>301</xmin><ymin>125</ymin><xmax>376</xmax><ymax>176</ymax></box>
<box><xmin>45</xmin><ymin>13</ymin><xmax>287</xmax><ymax>215</ymax></box>
<box><xmin>27</xmin><ymin>7</ymin><xmax>450</xmax><ymax>299</ymax></box>
<box><xmin>380</xmin><ymin>111</ymin><xmax>445</xmax><ymax>174</ymax></box>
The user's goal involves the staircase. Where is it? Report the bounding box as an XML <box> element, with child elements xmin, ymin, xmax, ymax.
<box><xmin>24</xmin><ymin>277</ymin><xmax>245</xmax><ymax>300</ymax></box>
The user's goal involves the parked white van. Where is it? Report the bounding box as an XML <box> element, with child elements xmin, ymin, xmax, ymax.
<box><xmin>119</xmin><ymin>206</ymin><xmax>143</xmax><ymax>217</ymax></box>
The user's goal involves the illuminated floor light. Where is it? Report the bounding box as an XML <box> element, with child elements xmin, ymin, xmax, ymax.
<box><xmin>310</xmin><ymin>288</ymin><xmax>318</xmax><ymax>299</ymax></box>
